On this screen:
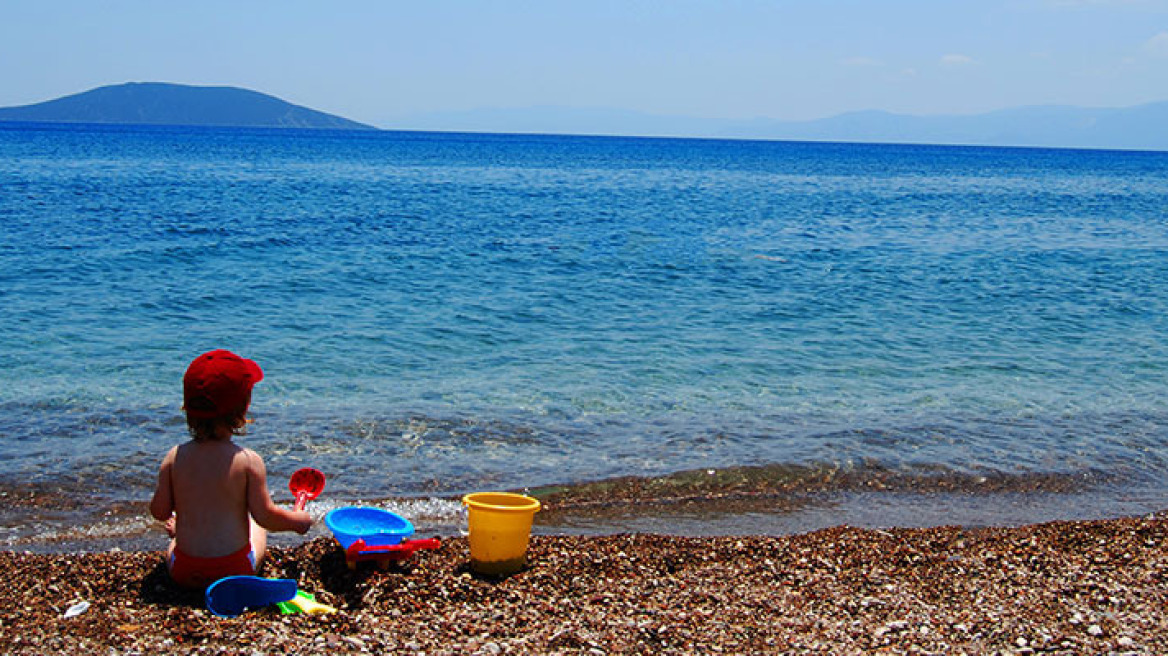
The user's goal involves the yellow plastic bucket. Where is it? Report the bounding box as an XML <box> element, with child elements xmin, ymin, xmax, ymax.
<box><xmin>462</xmin><ymin>492</ymin><xmax>541</xmax><ymax>576</ymax></box>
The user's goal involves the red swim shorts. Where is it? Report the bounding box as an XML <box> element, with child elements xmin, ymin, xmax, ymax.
<box><xmin>168</xmin><ymin>543</ymin><xmax>257</xmax><ymax>589</ymax></box>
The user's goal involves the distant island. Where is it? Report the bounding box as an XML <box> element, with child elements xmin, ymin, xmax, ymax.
<box><xmin>4</xmin><ymin>82</ymin><xmax>1166</xmax><ymax>151</ymax></box>
<box><xmin>0</xmin><ymin>82</ymin><xmax>375</xmax><ymax>130</ymax></box>
<box><xmin>397</xmin><ymin>102</ymin><xmax>1168</xmax><ymax>152</ymax></box>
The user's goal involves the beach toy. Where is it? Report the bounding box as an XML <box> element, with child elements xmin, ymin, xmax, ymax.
<box><xmin>325</xmin><ymin>506</ymin><xmax>441</xmax><ymax>569</ymax></box>
<box><xmin>462</xmin><ymin>492</ymin><xmax>541</xmax><ymax>576</ymax></box>
<box><xmin>205</xmin><ymin>576</ymin><xmax>297</xmax><ymax>618</ymax></box>
<box><xmin>276</xmin><ymin>590</ymin><xmax>338</xmax><ymax>615</ymax></box>
<box><xmin>342</xmin><ymin>536</ymin><xmax>443</xmax><ymax>568</ymax></box>
<box><xmin>289</xmin><ymin>467</ymin><xmax>326</xmax><ymax>511</ymax></box>
<box><xmin>326</xmin><ymin>506</ymin><xmax>413</xmax><ymax>547</ymax></box>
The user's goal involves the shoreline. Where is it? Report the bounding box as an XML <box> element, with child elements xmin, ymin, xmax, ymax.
<box><xmin>2</xmin><ymin>512</ymin><xmax>1165</xmax><ymax>654</ymax></box>
<box><xmin>7</xmin><ymin>461</ymin><xmax>1164</xmax><ymax>554</ymax></box>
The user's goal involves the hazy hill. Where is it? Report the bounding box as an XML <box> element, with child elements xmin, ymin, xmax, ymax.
<box><xmin>0</xmin><ymin>82</ymin><xmax>374</xmax><ymax>130</ymax></box>
<box><xmin>5</xmin><ymin>82</ymin><xmax>1165</xmax><ymax>150</ymax></box>
<box><xmin>721</xmin><ymin>103</ymin><xmax>1168</xmax><ymax>151</ymax></box>
<box><xmin>397</xmin><ymin>102</ymin><xmax>1168</xmax><ymax>151</ymax></box>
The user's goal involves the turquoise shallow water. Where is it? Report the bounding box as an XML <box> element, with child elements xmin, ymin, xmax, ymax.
<box><xmin>1</xmin><ymin>123</ymin><xmax>1167</xmax><ymax>546</ymax></box>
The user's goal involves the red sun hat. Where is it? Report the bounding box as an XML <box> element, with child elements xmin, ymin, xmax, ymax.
<box><xmin>183</xmin><ymin>350</ymin><xmax>264</xmax><ymax>420</ymax></box>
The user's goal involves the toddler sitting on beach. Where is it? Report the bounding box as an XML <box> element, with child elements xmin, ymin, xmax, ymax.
<box><xmin>149</xmin><ymin>349</ymin><xmax>313</xmax><ymax>589</ymax></box>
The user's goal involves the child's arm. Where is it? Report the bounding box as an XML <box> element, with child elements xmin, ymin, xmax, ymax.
<box><xmin>244</xmin><ymin>449</ymin><xmax>314</xmax><ymax>534</ymax></box>
<box><xmin>149</xmin><ymin>447</ymin><xmax>177</xmax><ymax>522</ymax></box>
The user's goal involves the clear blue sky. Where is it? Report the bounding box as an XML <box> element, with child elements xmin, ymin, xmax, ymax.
<box><xmin>3</xmin><ymin>1</ymin><xmax>1167</xmax><ymax>128</ymax></box>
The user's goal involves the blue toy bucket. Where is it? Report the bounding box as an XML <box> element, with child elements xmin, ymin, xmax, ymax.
<box><xmin>325</xmin><ymin>507</ymin><xmax>414</xmax><ymax>549</ymax></box>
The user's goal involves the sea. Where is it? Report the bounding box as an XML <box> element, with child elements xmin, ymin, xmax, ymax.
<box><xmin>1</xmin><ymin>121</ymin><xmax>1166</xmax><ymax>552</ymax></box>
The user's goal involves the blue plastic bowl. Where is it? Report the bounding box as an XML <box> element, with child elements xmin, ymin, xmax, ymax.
<box><xmin>325</xmin><ymin>507</ymin><xmax>415</xmax><ymax>549</ymax></box>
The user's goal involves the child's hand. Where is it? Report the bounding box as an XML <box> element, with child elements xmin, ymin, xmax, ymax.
<box><xmin>295</xmin><ymin>512</ymin><xmax>314</xmax><ymax>535</ymax></box>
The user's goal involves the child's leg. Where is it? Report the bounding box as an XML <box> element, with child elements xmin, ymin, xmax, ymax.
<box><xmin>163</xmin><ymin>514</ymin><xmax>177</xmax><ymax>572</ymax></box>
<box><xmin>249</xmin><ymin>518</ymin><xmax>268</xmax><ymax>572</ymax></box>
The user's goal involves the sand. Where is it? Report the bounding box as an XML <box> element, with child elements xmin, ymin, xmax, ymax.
<box><xmin>1</xmin><ymin>512</ymin><xmax>1166</xmax><ymax>655</ymax></box>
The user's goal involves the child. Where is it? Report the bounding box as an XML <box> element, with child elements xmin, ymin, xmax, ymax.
<box><xmin>149</xmin><ymin>349</ymin><xmax>313</xmax><ymax>589</ymax></box>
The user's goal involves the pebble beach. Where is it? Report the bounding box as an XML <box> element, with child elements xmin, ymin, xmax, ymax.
<box><xmin>2</xmin><ymin>512</ymin><xmax>1166</xmax><ymax>655</ymax></box>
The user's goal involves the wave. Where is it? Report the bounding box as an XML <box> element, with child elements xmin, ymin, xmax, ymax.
<box><xmin>3</xmin><ymin>459</ymin><xmax>1152</xmax><ymax>553</ymax></box>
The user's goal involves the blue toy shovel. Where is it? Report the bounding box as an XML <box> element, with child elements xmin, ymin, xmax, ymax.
<box><xmin>205</xmin><ymin>576</ymin><xmax>298</xmax><ymax>618</ymax></box>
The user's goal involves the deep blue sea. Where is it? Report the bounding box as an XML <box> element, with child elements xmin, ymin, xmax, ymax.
<box><xmin>2</xmin><ymin>122</ymin><xmax>1167</xmax><ymax>549</ymax></box>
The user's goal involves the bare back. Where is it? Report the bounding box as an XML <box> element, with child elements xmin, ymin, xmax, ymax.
<box><xmin>166</xmin><ymin>440</ymin><xmax>254</xmax><ymax>558</ymax></box>
<box><xmin>150</xmin><ymin>436</ymin><xmax>311</xmax><ymax>561</ymax></box>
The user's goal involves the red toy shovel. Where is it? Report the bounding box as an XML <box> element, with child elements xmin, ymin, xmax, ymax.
<box><xmin>289</xmin><ymin>468</ymin><xmax>326</xmax><ymax>511</ymax></box>
<box><xmin>344</xmin><ymin>537</ymin><xmax>442</xmax><ymax>569</ymax></box>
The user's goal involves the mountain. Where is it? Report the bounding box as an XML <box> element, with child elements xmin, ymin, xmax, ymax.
<box><xmin>0</xmin><ymin>82</ymin><xmax>375</xmax><ymax>130</ymax></box>
<box><xmin>396</xmin><ymin>102</ymin><xmax>1168</xmax><ymax>152</ymax></box>
<box><xmin>720</xmin><ymin>103</ymin><xmax>1168</xmax><ymax>152</ymax></box>
<box><xmin>5</xmin><ymin>83</ymin><xmax>1164</xmax><ymax>150</ymax></box>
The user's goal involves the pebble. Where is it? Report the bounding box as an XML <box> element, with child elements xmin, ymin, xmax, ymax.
<box><xmin>3</xmin><ymin>520</ymin><xmax>1168</xmax><ymax>654</ymax></box>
